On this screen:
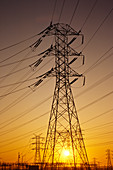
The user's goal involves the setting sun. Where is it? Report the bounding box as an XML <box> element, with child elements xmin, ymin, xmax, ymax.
<box><xmin>64</xmin><ymin>150</ymin><xmax>70</xmax><ymax>156</ymax></box>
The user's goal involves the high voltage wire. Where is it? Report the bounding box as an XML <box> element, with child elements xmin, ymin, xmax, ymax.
<box><xmin>0</xmin><ymin>69</ymin><xmax>32</xmax><ymax>100</ymax></box>
<box><xmin>0</xmin><ymin>144</ymin><xmax>29</xmax><ymax>154</ymax></box>
<box><xmin>82</xmin><ymin>108</ymin><xmax>113</xmax><ymax>125</ymax></box>
<box><xmin>78</xmin><ymin>90</ymin><xmax>113</xmax><ymax>112</ymax></box>
<box><xmin>0</xmin><ymin>126</ymin><xmax>45</xmax><ymax>144</ymax></box>
<box><xmin>83</xmin><ymin>47</ymin><xmax>113</xmax><ymax>74</ymax></box>
<box><xmin>0</xmin><ymin>56</ymin><xmax>53</xmax><ymax>81</ymax></box>
<box><xmin>0</xmin><ymin>78</ymin><xmax>51</xmax><ymax>115</ymax></box>
<box><xmin>85</xmin><ymin>121</ymin><xmax>113</xmax><ymax>131</ymax></box>
<box><xmin>73</xmin><ymin>71</ymin><xmax>113</xmax><ymax>98</ymax></box>
<box><xmin>0</xmin><ymin>71</ymin><xmax>112</xmax><ymax>130</ymax></box>
<box><xmin>0</xmin><ymin>90</ymin><xmax>32</xmax><ymax>115</ymax></box>
<box><xmin>0</xmin><ymin>34</ymin><xmax>39</xmax><ymax>52</ymax></box>
<box><xmin>0</xmin><ymin>66</ymin><xmax>29</xmax><ymax>79</ymax></box>
<box><xmin>0</xmin><ymin>110</ymin><xmax>50</xmax><ymax>137</ymax></box>
<box><xmin>51</xmin><ymin>0</ymin><xmax>57</xmax><ymax>22</ymax></box>
<box><xmin>81</xmin><ymin>7</ymin><xmax>113</xmax><ymax>52</ymax></box>
<box><xmin>0</xmin><ymin>126</ymin><xmax>45</xmax><ymax>148</ymax></box>
<box><xmin>0</xmin><ymin>77</ymin><xmax>36</xmax><ymax>88</ymax></box>
<box><xmin>58</xmin><ymin>0</ymin><xmax>66</xmax><ymax>22</ymax></box>
<box><xmin>0</xmin><ymin>47</ymin><xmax>30</xmax><ymax>64</ymax></box>
<box><xmin>0</xmin><ymin>86</ymin><xmax>29</xmax><ymax>98</ymax></box>
<box><xmin>0</xmin><ymin>76</ymin><xmax>51</xmax><ymax>117</ymax></box>
<box><xmin>86</xmin><ymin>130</ymin><xmax>113</xmax><ymax>139</ymax></box>
<box><xmin>87</xmin><ymin>140</ymin><xmax>113</xmax><ymax>147</ymax></box>
<box><xmin>0</xmin><ymin>48</ymin><xmax>112</xmax><ymax>105</ymax></box>
<box><xmin>69</xmin><ymin>0</ymin><xmax>80</xmax><ymax>25</ymax></box>
<box><xmin>0</xmin><ymin>95</ymin><xmax>52</xmax><ymax>129</ymax></box>
<box><xmin>0</xmin><ymin>54</ymin><xmax>39</xmax><ymax>67</ymax></box>
<box><xmin>0</xmin><ymin>47</ymin><xmax>112</xmax><ymax>99</ymax></box>
<box><xmin>0</xmin><ymin>90</ymin><xmax>112</xmax><ymax>136</ymax></box>
<box><xmin>80</xmin><ymin>0</ymin><xmax>98</xmax><ymax>31</ymax></box>
<box><xmin>0</xmin><ymin>58</ymin><xmax>53</xmax><ymax>100</ymax></box>
<box><xmin>0</xmin><ymin>50</ymin><xmax>32</xmax><ymax>86</ymax></box>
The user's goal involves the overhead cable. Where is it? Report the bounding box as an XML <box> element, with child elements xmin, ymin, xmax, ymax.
<box><xmin>81</xmin><ymin>8</ymin><xmax>113</xmax><ymax>52</ymax></box>
<box><xmin>69</xmin><ymin>0</ymin><xmax>80</xmax><ymax>25</ymax></box>
<box><xmin>78</xmin><ymin>90</ymin><xmax>113</xmax><ymax>112</ymax></box>
<box><xmin>58</xmin><ymin>0</ymin><xmax>66</xmax><ymax>22</ymax></box>
<box><xmin>0</xmin><ymin>34</ymin><xmax>39</xmax><ymax>52</ymax></box>
<box><xmin>51</xmin><ymin>0</ymin><xmax>57</xmax><ymax>22</ymax></box>
<box><xmin>83</xmin><ymin>48</ymin><xmax>113</xmax><ymax>74</ymax></box>
<box><xmin>80</xmin><ymin>0</ymin><xmax>98</xmax><ymax>31</ymax></box>
<box><xmin>82</xmin><ymin>108</ymin><xmax>113</xmax><ymax>125</ymax></box>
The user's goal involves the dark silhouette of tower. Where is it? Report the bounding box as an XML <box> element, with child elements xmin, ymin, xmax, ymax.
<box><xmin>30</xmin><ymin>23</ymin><xmax>90</xmax><ymax>169</ymax></box>
<box><xmin>32</xmin><ymin>134</ymin><xmax>44</xmax><ymax>164</ymax></box>
<box><xmin>106</xmin><ymin>149</ymin><xmax>112</xmax><ymax>169</ymax></box>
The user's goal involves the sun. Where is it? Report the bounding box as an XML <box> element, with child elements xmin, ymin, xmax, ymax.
<box><xmin>64</xmin><ymin>150</ymin><xmax>70</xmax><ymax>156</ymax></box>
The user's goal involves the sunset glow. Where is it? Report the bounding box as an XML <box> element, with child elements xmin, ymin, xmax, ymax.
<box><xmin>0</xmin><ymin>0</ymin><xmax>113</xmax><ymax>169</ymax></box>
<box><xmin>63</xmin><ymin>150</ymin><xmax>70</xmax><ymax>157</ymax></box>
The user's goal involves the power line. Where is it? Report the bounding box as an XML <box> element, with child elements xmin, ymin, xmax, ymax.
<box><xmin>0</xmin><ymin>77</ymin><xmax>36</xmax><ymax>89</ymax></box>
<box><xmin>0</xmin><ymin>86</ymin><xmax>113</xmax><ymax>136</ymax></box>
<box><xmin>87</xmin><ymin>140</ymin><xmax>113</xmax><ymax>147</ymax></box>
<box><xmin>0</xmin><ymin>91</ymin><xmax>112</xmax><ymax>138</ymax></box>
<box><xmin>51</xmin><ymin>0</ymin><xmax>57</xmax><ymax>22</ymax></box>
<box><xmin>0</xmin><ymin>95</ymin><xmax>52</xmax><ymax>130</ymax></box>
<box><xmin>80</xmin><ymin>0</ymin><xmax>98</xmax><ymax>31</ymax></box>
<box><xmin>78</xmin><ymin>90</ymin><xmax>113</xmax><ymax>112</ymax></box>
<box><xmin>0</xmin><ymin>47</ymin><xmax>30</xmax><ymax>64</ymax></box>
<box><xmin>73</xmin><ymin>71</ymin><xmax>113</xmax><ymax>98</ymax></box>
<box><xmin>83</xmin><ymin>47</ymin><xmax>113</xmax><ymax>74</ymax></box>
<box><xmin>0</xmin><ymin>144</ymin><xmax>29</xmax><ymax>154</ymax></box>
<box><xmin>81</xmin><ymin>8</ymin><xmax>113</xmax><ymax>52</ymax></box>
<box><xmin>0</xmin><ymin>54</ymin><xmax>53</xmax><ymax>107</ymax></box>
<box><xmin>0</xmin><ymin>55</ymin><xmax>54</xmax><ymax>80</ymax></box>
<box><xmin>0</xmin><ymin>110</ymin><xmax>50</xmax><ymax>137</ymax></box>
<box><xmin>0</xmin><ymin>54</ymin><xmax>39</xmax><ymax>67</ymax></box>
<box><xmin>0</xmin><ymin>126</ymin><xmax>45</xmax><ymax>148</ymax></box>
<box><xmin>0</xmin><ymin>86</ymin><xmax>29</xmax><ymax>98</ymax></box>
<box><xmin>87</xmin><ymin>130</ymin><xmax>113</xmax><ymax>139</ymax></box>
<box><xmin>82</xmin><ymin>108</ymin><xmax>113</xmax><ymax>125</ymax></box>
<box><xmin>85</xmin><ymin>121</ymin><xmax>113</xmax><ymax>131</ymax></box>
<box><xmin>0</xmin><ymin>126</ymin><xmax>45</xmax><ymax>144</ymax></box>
<box><xmin>0</xmin><ymin>34</ymin><xmax>39</xmax><ymax>52</ymax></box>
<box><xmin>0</xmin><ymin>89</ymin><xmax>32</xmax><ymax>115</ymax></box>
<box><xmin>0</xmin><ymin>78</ymin><xmax>51</xmax><ymax>115</ymax></box>
<box><xmin>69</xmin><ymin>0</ymin><xmax>80</xmax><ymax>25</ymax></box>
<box><xmin>58</xmin><ymin>0</ymin><xmax>66</xmax><ymax>22</ymax></box>
<box><xmin>0</xmin><ymin>58</ymin><xmax>53</xmax><ymax>101</ymax></box>
<box><xmin>0</xmin><ymin>66</ymin><xmax>29</xmax><ymax>80</ymax></box>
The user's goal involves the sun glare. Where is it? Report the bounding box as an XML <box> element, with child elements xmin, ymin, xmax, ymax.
<box><xmin>64</xmin><ymin>150</ymin><xmax>70</xmax><ymax>156</ymax></box>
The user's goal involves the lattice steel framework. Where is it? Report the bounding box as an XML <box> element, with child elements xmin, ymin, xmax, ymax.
<box><xmin>30</xmin><ymin>23</ymin><xmax>90</xmax><ymax>169</ymax></box>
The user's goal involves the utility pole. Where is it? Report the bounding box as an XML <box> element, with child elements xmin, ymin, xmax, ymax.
<box><xmin>29</xmin><ymin>23</ymin><xmax>90</xmax><ymax>169</ymax></box>
<box><xmin>18</xmin><ymin>152</ymin><xmax>20</xmax><ymax>170</ymax></box>
<box><xmin>106</xmin><ymin>149</ymin><xmax>112</xmax><ymax>169</ymax></box>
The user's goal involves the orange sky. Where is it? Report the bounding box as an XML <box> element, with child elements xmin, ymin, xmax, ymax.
<box><xmin>0</xmin><ymin>0</ymin><xmax>113</xmax><ymax>166</ymax></box>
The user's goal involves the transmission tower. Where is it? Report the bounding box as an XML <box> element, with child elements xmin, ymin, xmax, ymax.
<box><xmin>29</xmin><ymin>23</ymin><xmax>90</xmax><ymax>169</ymax></box>
<box><xmin>106</xmin><ymin>149</ymin><xmax>112</xmax><ymax>169</ymax></box>
<box><xmin>32</xmin><ymin>134</ymin><xmax>44</xmax><ymax>164</ymax></box>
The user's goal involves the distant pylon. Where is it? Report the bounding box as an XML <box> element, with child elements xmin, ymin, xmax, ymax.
<box><xmin>29</xmin><ymin>23</ymin><xmax>90</xmax><ymax>169</ymax></box>
<box><xmin>106</xmin><ymin>149</ymin><xmax>112</xmax><ymax>169</ymax></box>
<box><xmin>32</xmin><ymin>134</ymin><xmax>44</xmax><ymax>164</ymax></box>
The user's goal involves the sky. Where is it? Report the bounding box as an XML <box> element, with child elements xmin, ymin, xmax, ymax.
<box><xmin>0</xmin><ymin>0</ymin><xmax>113</xmax><ymax>166</ymax></box>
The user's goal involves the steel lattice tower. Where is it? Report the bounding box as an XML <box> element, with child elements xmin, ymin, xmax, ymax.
<box><xmin>30</xmin><ymin>23</ymin><xmax>90</xmax><ymax>169</ymax></box>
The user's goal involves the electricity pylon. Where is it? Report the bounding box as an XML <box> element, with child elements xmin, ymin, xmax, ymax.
<box><xmin>32</xmin><ymin>134</ymin><xmax>44</xmax><ymax>164</ymax></box>
<box><xmin>106</xmin><ymin>149</ymin><xmax>112</xmax><ymax>169</ymax></box>
<box><xmin>29</xmin><ymin>23</ymin><xmax>90</xmax><ymax>169</ymax></box>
